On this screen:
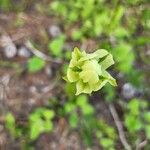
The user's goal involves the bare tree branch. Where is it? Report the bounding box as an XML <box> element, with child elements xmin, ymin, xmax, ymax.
<box><xmin>136</xmin><ymin>139</ymin><xmax>147</xmax><ymax>150</ymax></box>
<box><xmin>25</xmin><ymin>41</ymin><xmax>63</xmax><ymax>64</ymax></box>
<box><xmin>109</xmin><ymin>104</ymin><xmax>132</xmax><ymax>150</ymax></box>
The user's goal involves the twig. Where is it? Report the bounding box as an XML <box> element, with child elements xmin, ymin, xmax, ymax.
<box><xmin>25</xmin><ymin>41</ymin><xmax>63</xmax><ymax>64</ymax></box>
<box><xmin>136</xmin><ymin>139</ymin><xmax>147</xmax><ymax>150</ymax></box>
<box><xmin>109</xmin><ymin>104</ymin><xmax>132</xmax><ymax>150</ymax></box>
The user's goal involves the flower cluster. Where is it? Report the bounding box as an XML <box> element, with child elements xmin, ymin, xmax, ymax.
<box><xmin>65</xmin><ymin>47</ymin><xmax>117</xmax><ymax>95</ymax></box>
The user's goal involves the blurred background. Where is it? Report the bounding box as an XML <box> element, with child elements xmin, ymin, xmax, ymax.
<box><xmin>0</xmin><ymin>0</ymin><xmax>149</xmax><ymax>149</ymax></box>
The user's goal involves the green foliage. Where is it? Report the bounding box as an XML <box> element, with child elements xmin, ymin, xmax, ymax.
<box><xmin>124</xmin><ymin>98</ymin><xmax>150</xmax><ymax>144</ymax></box>
<box><xmin>50</xmin><ymin>0</ymin><xmax>125</xmax><ymax>38</ymax></box>
<box><xmin>113</xmin><ymin>42</ymin><xmax>135</xmax><ymax>73</ymax></box>
<box><xmin>65</xmin><ymin>47</ymin><xmax>116</xmax><ymax>95</ymax></box>
<box><xmin>48</xmin><ymin>35</ymin><xmax>66</xmax><ymax>57</ymax></box>
<box><xmin>28</xmin><ymin>56</ymin><xmax>46</xmax><ymax>73</ymax></box>
<box><xmin>5</xmin><ymin>113</ymin><xmax>23</xmax><ymax>138</ymax></box>
<box><xmin>71</xmin><ymin>29</ymin><xmax>83</xmax><ymax>41</ymax></box>
<box><xmin>29</xmin><ymin>108</ymin><xmax>55</xmax><ymax>140</ymax></box>
<box><xmin>3</xmin><ymin>0</ymin><xmax>149</xmax><ymax>149</ymax></box>
<box><xmin>5</xmin><ymin>113</ymin><xmax>17</xmax><ymax>137</ymax></box>
<box><xmin>63</xmin><ymin>88</ymin><xmax>117</xmax><ymax>148</ymax></box>
<box><xmin>63</xmin><ymin>93</ymin><xmax>95</xmax><ymax>145</ymax></box>
<box><xmin>96</xmin><ymin>120</ymin><xmax>117</xmax><ymax>150</ymax></box>
<box><xmin>64</xmin><ymin>94</ymin><xmax>94</xmax><ymax>122</ymax></box>
<box><xmin>0</xmin><ymin>0</ymin><xmax>12</xmax><ymax>11</ymax></box>
<box><xmin>103</xmin><ymin>84</ymin><xmax>116</xmax><ymax>102</ymax></box>
<box><xmin>69</xmin><ymin>113</ymin><xmax>78</xmax><ymax>128</ymax></box>
<box><xmin>76</xmin><ymin>95</ymin><xmax>94</xmax><ymax>115</ymax></box>
<box><xmin>65</xmin><ymin>83</ymin><xmax>76</xmax><ymax>100</ymax></box>
<box><xmin>5</xmin><ymin>108</ymin><xmax>55</xmax><ymax>142</ymax></box>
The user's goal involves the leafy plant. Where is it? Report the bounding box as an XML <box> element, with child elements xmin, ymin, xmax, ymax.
<box><xmin>28</xmin><ymin>56</ymin><xmax>46</xmax><ymax>73</ymax></box>
<box><xmin>113</xmin><ymin>42</ymin><xmax>135</xmax><ymax>73</ymax></box>
<box><xmin>48</xmin><ymin>34</ymin><xmax>66</xmax><ymax>57</ymax></box>
<box><xmin>124</xmin><ymin>98</ymin><xmax>150</xmax><ymax>148</ymax></box>
<box><xmin>29</xmin><ymin>108</ymin><xmax>55</xmax><ymax>140</ymax></box>
<box><xmin>5</xmin><ymin>108</ymin><xmax>55</xmax><ymax>142</ymax></box>
<box><xmin>50</xmin><ymin>0</ymin><xmax>125</xmax><ymax>38</ymax></box>
<box><xmin>63</xmin><ymin>85</ymin><xmax>118</xmax><ymax>148</ymax></box>
<box><xmin>96</xmin><ymin>120</ymin><xmax>117</xmax><ymax>150</ymax></box>
<box><xmin>62</xmin><ymin>92</ymin><xmax>96</xmax><ymax>145</ymax></box>
<box><xmin>5</xmin><ymin>113</ymin><xmax>21</xmax><ymax>138</ymax></box>
<box><xmin>64</xmin><ymin>94</ymin><xmax>94</xmax><ymax>128</ymax></box>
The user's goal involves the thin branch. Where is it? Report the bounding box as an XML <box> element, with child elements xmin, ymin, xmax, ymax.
<box><xmin>136</xmin><ymin>139</ymin><xmax>147</xmax><ymax>150</ymax></box>
<box><xmin>25</xmin><ymin>41</ymin><xmax>63</xmax><ymax>64</ymax></box>
<box><xmin>109</xmin><ymin>104</ymin><xmax>132</xmax><ymax>150</ymax></box>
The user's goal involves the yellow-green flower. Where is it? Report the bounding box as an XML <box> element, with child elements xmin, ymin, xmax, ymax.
<box><xmin>65</xmin><ymin>47</ymin><xmax>117</xmax><ymax>95</ymax></box>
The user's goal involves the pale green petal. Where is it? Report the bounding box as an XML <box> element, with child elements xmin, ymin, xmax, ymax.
<box><xmin>92</xmin><ymin>49</ymin><xmax>109</xmax><ymax>59</ymax></box>
<box><xmin>81</xmin><ymin>50</ymin><xmax>86</xmax><ymax>56</ymax></box>
<box><xmin>65</xmin><ymin>47</ymin><xmax>116</xmax><ymax>95</ymax></box>
<box><xmin>108</xmin><ymin>78</ymin><xmax>117</xmax><ymax>86</ymax></box>
<box><xmin>79</xmin><ymin>49</ymin><xmax>108</xmax><ymax>62</ymax></box>
<box><xmin>67</xmin><ymin>68</ymin><xmax>79</xmax><ymax>82</ymax></box>
<box><xmin>79</xmin><ymin>70</ymin><xmax>99</xmax><ymax>84</ymax></box>
<box><xmin>70</xmin><ymin>48</ymin><xmax>85</xmax><ymax>67</ymax></box>
<box><xmin>92</xmin><ymin>80</ymin><xmax>108</xmax><ymax>92</ymax></box>
<box><xmin>69</xmin><ymin>59</ymin><xmax>78</xmax><ymax>67</ymax></box>
<box><xmin>100</xmin><ymin>54</ymin><xmax>114</xmax><ymax>69</ymax></box>
<box><xmin>76</xmin><ymin>80</ymin><xmax>84</xmax><ymax>95</ymax></box>
<box><xmin>101</xmin><ymin>70</ymin><xmax>117</xmax><ymax>86</ymax></box>
<box><xmin>81</xmin><ymin>60</ymin><xmax>93</xmax><ymax>70</ymax></box>
<box><xmin>81</xmin><ymin>60</ymin><xmax>101</xmax><ymax>75</ymax></box>
<box><xmin>62</xmin><ymin>76</ymin><xmax>69</xmax><ymax>82</ymax></box>
<box><xmin>72</xmin><ymin>47</ymin><xmax>82</xmax><ymax>61</ymax></box>
<box><xmin>91</xmin><ymin>60</ymin><xmax>102</xmax><ymax>75</ymax></box>
<box><xmin>76</xmin><ymin>81</ymin><xmax>93</xmax><ymax>95</ymax></box>
<box><xmin>82</xmin><ymin>84</ymin><xmax>92</xmax><ymax>94</ymax></box>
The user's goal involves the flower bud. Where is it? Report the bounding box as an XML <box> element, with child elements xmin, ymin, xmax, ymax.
<box><xmin>65</xmin><ymin>47</ymin><xmax>117</xmax><ymax>95</ymax></box>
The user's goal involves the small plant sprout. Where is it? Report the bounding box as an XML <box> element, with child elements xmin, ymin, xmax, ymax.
<box><xmin>64</xmin><ymin>47</ymin><xmax>117</xmax><ymax>95</ymax></box>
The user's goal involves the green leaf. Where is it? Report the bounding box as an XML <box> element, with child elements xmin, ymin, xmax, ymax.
<box><xmin>64</xmin><ymin>102</ymin><xmax>76</xmax><ymax>113</ymax></box>
<box><xmin>69</xmin><ymin>113</ymin><xmax>79</xmax><ymax>128</ymax></box>
<box><xmin>110</xmin><ymin>5</ymin><xmax>124</xmax><ymax>30</ymax></box>
<box><xmin>65</xmin><ymin>83</ymin><xmax>76</xmax><ymax>99</ymax></box>
<box><xmin>30</xmin><ymin>120</ymin><xmax>43</xmax><ymax>140</ymax></box>
<box><xmin>82</xmin><ymin>104</ymin><xmax>94</xmax><ymax>115</ymax></box>
<box><xmin>43</xmin><ymin>110</ymin><xmax>55</xmax><ymax>119</ymax></box>
<box><xmin>113</xmin><ymin>27</ymin><xmax>129</xmax><ymax>38</ymax></box>
<box><xmin>125</xmin><ymin>115</ymin><xmax>142</xmax><ymax>133</ymax></box>
<box><xmin>29</xmin><ymin>108</ymin><xmax>54</xmax><ymax>140</ymax></box>
<box><xmin>5</xmin><ymin>113</ymin><xmax>16</xmax><ymax>137</ymax></box>
<box><xmin>100</xmin><ymin>138</ymin><xmax>114</xmax><ymax>148</ymax></box>
<box><xmin>104</xmin><ymin>84</ymin><xmax>116</xmax><ymax>102</ymax></box>
<box><xmin>144</xmin><ymin>112</ymin><xmax>150</xmax><ymax>123</ymax></box>
<box><xmin>48</xmin><ymin>35</ymin><xmax>65</xmax><ymax>57</ymax></box>
<box><xmin>28</xmin><ymin>56</ymin><xmax>46</xmax><ymax>73</ymax></box>
<box><xmin>128</xmin><ymin>99</ymin><xmax>140</xmax><ymax>115</ymax></box>
<box><xmin>113</xmin><ymin>42</ymin><xmax>134</xmax><ymax>73</ymax></box>
<box><xmin>76</xmin><ymin>95</ymin><xmax>88</xmax><ymax>107</ymax></box>
<box><xmin>71</xmin><ymin>29</ymin><xmax>83</xmax><ymax>41</ymax></box>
